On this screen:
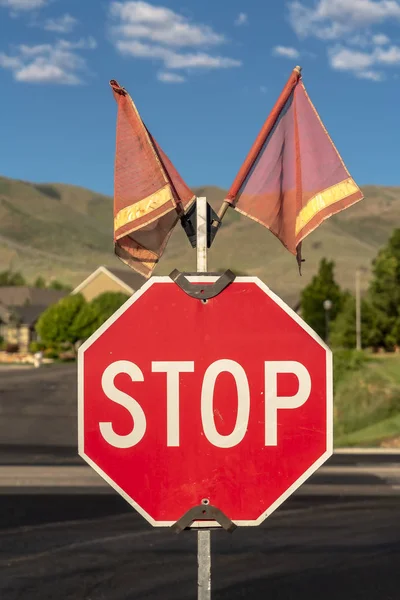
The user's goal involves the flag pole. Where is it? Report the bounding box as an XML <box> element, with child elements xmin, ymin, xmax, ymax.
<box><xmin>211</xmin><ymin>65</ymin><xmax>303</xmax><ymax>238</ymax></box>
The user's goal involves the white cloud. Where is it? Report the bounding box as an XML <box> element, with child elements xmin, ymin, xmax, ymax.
<box><xmin>329</xmin><ymin>47</ymin><xmax>374</xmax><ymax>70</ymax></box>
<box><xmin>348</xmin><ymin>33</ymin><xmax>369</xmax><ymax>47</ymax></box>
<box><xmin>110</xmin><ymin>1</ymin><xmax>225</xmax><ymax>47</ymax></box>
<box><xmin>44</xmin><ymin>14</ymin><xmax>78</xmax><ymax>33</ymax></box>
<box><xmin>109</xmin><ymin>1</ymin><xmax>241</xmax><ymax>79</ymax></box>
<box><xmin>288</xmin><ymin>1</ymin><xmax>399</xmax><ymax>80</ymax></box>
<box><xmin>0</xmin><ymin>0</ymin><xmax>47</xmax><ymax>11</ymax></box>
<box><xmin>372</xmin><ymin>32</ymin><xmax>390</xmax><ymax>44</ymax></box>
<box><xmin>374</xmin><ymin>44</ymin><xmax>400</xmax><ymax>62</ymax></box>
<box><xmin>260</xmin><ymin>85</ymin><xmax>267</xmax><ymax>93</ymax></box>
<box><xmin>235</xmin><ymin>12</ymin><xmax>248</xmax><ymax>26</ymax></box>
<box><xmin>16</xmin><ymin>62</ymin><xmax>80</xmax><ymax>84</ymax></box>
<box><xmin>357</xmin><ymin>69</ymin><xmax>384</xmax><ymax>79</ymax></box>
<box><xmin>0</xmin><ymin>53</ymin><xmax>22</xmax><ymax>69</ymax></box>
<box><xmin>157</xmin><ymin>71</ymin><xmax>185</xmax><ymax>83</ymax></box>
<box><xmin>289</xmin><ymin>0</ymin><xmax>400</xmax><ymax>39</ymax></box>
<box><xmin>329</xmin><ymin>43</ymin><xmax>400</xmax><ymax>80</ymax></box>
<box><xmin>117</xmin><ymin>39</ymin><xmax>241</xmax><ymax>69</ymax></box>
<box><xmin>58</xmin><ymin>37</ymin><xmax>97</xmax><ymax>50</ymax></box>
<box><xmin>347</xmin><ymin>31</ymin><xmax>390</xmax><ymax>46</ymax></box>
<box><xmin>164</xmin><ymin>51</ymin><xmax>240</xmax><ymax>69</ymax></box>
<box><xmin>272</xmin><ymin>45</ymin><xmax>300</xmax><ymax>59</ymax></box>
<box><xmin>318</xmin><ymin>0</ymin><xmax>400</xmax><ymax>24</ymax></box>
<box><xmin>0</xmin><ymin>37</ymin><xmax>96</xmax><ymax>84</ymax></box>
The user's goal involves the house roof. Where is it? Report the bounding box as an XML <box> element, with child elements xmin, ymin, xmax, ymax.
<box><xmin>105</xmin><ymin>266</ymin><xmax>146</xmax><ymax>291</ymax></box>
<box><xmin>72</xmin><ymin>265</ymin><xmax>146</xmax><ymax>296</ymax></box>
<box><xmin>0</xmin><ymin>302</ymin><xmax>11</xmax><ymax>324</ymax></box>
<box><xmin>0</xmin><ymin>287</ymin><xmax>66</xmax><ymax>308</ymax></box>
<box><xmin>10</xmin><ymin>304</ymin><xmax>47</xmax><ymax>326</ymax></box>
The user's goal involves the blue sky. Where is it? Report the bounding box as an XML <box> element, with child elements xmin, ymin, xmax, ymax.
<box><xmin>1</xmin><ymin>0</ymin><xmax>400</xmax><ymax>196</ymax></box>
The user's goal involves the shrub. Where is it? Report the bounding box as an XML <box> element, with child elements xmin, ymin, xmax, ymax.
<box><xmin>72</xmin><ymin>291</ymin><xmax>129</xmax><ymax>340</ymax></box>
<box><xmin>43</xmin><ymin>347</ymin><xmax>59</xmax><ymax>359</ymax></box>
<box><xmin>58</xmin><ymin>350</ymin><xmax>75</xmax><ymax>362</ymax></box>
<box><xmin>29</xmin><ymin>341</ymin><xmax>46</xmax><ymax>354</ymax></box>
<box><xmin>5</xmin><ymin>343</ymin><xmax>19</xmax><ymax>354</ymax></box>
<box><xmin>0</xmin><ymin>270</ymin><xmax>26</xmax><ymax>286</ymax></box>
<box><xmin>36</xmin><ymin>294</ymin><xmax>86</xmax><ymax>346</ymax></box>
<box><xmin>334</xmin><ymin>355</ymin><xmax>400</xmax><ymax>437</ymax></box>
<box><xmin>333</xmin><ymin>349</ymin><xmax>368</xmax><ymax>386</ymax></box>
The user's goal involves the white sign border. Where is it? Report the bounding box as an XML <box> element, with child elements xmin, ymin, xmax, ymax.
<box><xmin>78</xmin><ymin>275</ymin><xmax>333</xmax><ymax>528</ymax></box>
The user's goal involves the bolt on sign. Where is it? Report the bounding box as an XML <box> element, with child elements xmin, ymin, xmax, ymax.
<box><xmin>78</xmin><ymin>276</ymin><xmax>332</xmax><ymax>527</ymax></box>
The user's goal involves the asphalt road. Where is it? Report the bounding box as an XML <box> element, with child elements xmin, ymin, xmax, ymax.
<box><xmin>1</xmin><ymin>462</ymin><xmax>400</xmax><ymax>499</ymax></box>
<box><xmin>1</xmin><ymin>362</ymin><xmax>400</xmax><ymax>465</ymax></box>
<box><xmin>0</xmin><ymin>364</ymin><xmax>77</xmax><ymax>448</ymax></box>
<box><xmin>1</xmin><ymin>494</ymin><xmax>400</xmax><ymax>600</ymax></box>
<box><xmin>1</xmin><ymin>365</ymin><xmax>400</xmax><ymax>599</ymax></box>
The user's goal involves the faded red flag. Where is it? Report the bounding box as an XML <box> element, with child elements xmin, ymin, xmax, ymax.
<box><xmin>110</xmin><ymin>80</ymin><xmax>195</xmax><ymax>278</ymax></box>
<box><xmin>226</xmin><ymin>67</ymin><xmax>364</xmax><ymax>269</ymax></box>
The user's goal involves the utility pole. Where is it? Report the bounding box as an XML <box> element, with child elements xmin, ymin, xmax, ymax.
<box><xmin>356</xmin><ymin>268</ymin><xmax>361</xmax><ymax>351</ymax></box>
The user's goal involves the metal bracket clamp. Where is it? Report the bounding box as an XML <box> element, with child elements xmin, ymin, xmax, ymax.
<box><xmin>169</xmin><ymin>269</ymin><xmax>236</xmax><ymax>300</ymax></box>
<box><xmin>171</xmin><ymin>504</ymin><xmax>237</xmax><ymax>534</ymax></box>
<box><xmin>180</xmin><ymin>200</ymin><xmax>221</xmax><ymax>249</ymax></box>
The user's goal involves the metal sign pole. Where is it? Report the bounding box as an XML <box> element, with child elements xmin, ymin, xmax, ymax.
<box><xmin>196</xmin><ymin>196</ymin><xmax>208</xmax><ymax>273</ymax></box>
<box><xmin>198</xmin><ymin>529</ymin><xmax>211</xmax><ymax>599</ymax></box>
<box><xmin>196</xmin><ymin>196</ymin><xmax>211</xmax><ymax>600</ymax></box>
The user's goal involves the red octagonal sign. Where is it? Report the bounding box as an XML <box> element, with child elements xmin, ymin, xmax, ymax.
<box><xmin>78</xmin><ymin>276</ymin><xmax>332</xmax><ymax>527</ymax></box>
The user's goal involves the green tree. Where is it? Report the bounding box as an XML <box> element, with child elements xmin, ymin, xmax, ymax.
<box><xmin>33</xmin><ymin>276</ymin><xmax>46</xmax><ymax>289</ymax></box>
<box><xmin>72</xmin><ymin>292</ymin><xmax>129</xmax><ymax>340</ymax></box>
<box><xmin>300</xmin><ymin>259</ymin><xmax>344</xmax><ymax>339</ymax></box>
<box><xmin>367</xmin><ymin>228</ymin><xmax>400</xmax><ymax>349</ymax></box>
<box><xmin>36</xmin><ymin>294</ymin><xmax>86</xmax><ymax>346</ymax></box>
<box><xmin>48</xmin><ymin>279</ymin><xmax>73</xmax><ymax>292</ymax></box>
<box><xmin>330</xmin><ymin>295</ymin><xmax>383</xmax><ymax>349</ymax></box>
<box><xmin>387</xmin><ymin>318</ymin><xmax>400</xmax><ymax>348</ymax></box>
<box><xmin>369</xmin><ymin>232</ymin><xmax>400</xmax><ymax>314</ymax></box>
<box><xmin>0</xmin><ymin>270</ymin><xmax>26</xmax><ymax>286</ymax></box>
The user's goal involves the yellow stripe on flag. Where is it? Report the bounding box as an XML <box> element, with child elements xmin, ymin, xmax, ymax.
<box><xmin>296</xmin><ymin>178</ymin><xmax>359</xmax><ymax>236</ymax></box>
<box><xmin>114</xmin><ymin>184</ymin><xmax>173</xmax><ymax>231</ymax></box>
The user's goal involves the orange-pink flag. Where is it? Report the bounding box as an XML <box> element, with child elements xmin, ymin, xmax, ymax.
<box><xmin>110</xmin><ymin>80</ymin><xmax>195</xmax><ymax>278</ymax></box>
<box><xmin>226</xmin><ymin>67</ymin><xmax>364</xmax><ymax>268</ymax></box>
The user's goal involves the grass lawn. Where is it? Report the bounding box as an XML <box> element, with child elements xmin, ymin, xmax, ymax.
<box><xmin>336</xmin><ymin>413</ymin><xmax>400</xmax><ymax>447</ymax></box>
<box><xmin>334</xmin><ymin>351</ymin><xmax>400</xmax><ymax>447</ymax></box>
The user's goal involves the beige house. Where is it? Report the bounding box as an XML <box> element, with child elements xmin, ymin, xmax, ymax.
<box><xmin>71</xmin><ymin>265</ymin><xmax>146</xmax><ymax>301</ymax></box>
<box><xmin>0</xmin><ymin>266</ymin><xmax>146</xmax><ymax>353</ymax></box>
<box><xmin>0</xmin><ymin>287</ymin><xmax>66</xmax><ymax>352</ymax></box>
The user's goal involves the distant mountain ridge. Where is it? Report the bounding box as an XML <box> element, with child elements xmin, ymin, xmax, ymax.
<box><xmin>1</xmin><ymin>174</ymin><xmax>399</xmax><ymax>307</ymax></box>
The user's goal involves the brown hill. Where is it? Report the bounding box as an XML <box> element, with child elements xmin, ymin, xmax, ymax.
<box><xmin>0</xmin><ymin>175</ymin><xmax>398</xmax><ymax>307</ymax></box>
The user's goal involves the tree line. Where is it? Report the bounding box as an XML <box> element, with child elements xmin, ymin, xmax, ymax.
<box><xmin>301</xmin><ymin>228</ymin><xmax>400</xmax><ymax>350</ymax></box>
<box><xmin>5</xmin><ymin>228</ymin><xmax>400</xmax><ymax>356</ymax></box>
<box><xmin>0</xmin><ymin>270</ymin><xmax>72</xmax><ymax>291</ymax></box>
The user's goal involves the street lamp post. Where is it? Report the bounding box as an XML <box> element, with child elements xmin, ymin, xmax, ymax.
<box><xmin>323</xmin><ymin>299</ymin><xmax>333</xmax><ymax>345</ymax></box>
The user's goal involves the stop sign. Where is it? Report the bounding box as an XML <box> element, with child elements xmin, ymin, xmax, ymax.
<box><xmin>78</xmin><ymin>276</ymin><xmax>332</xmax><ymax>527</ymax></box>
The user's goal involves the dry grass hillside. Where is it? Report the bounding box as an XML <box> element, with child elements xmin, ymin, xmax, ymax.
<box><xmin>0</xmin><ymin>175</ymin><xmax>399</xmax><ymax>306</ymax></box>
